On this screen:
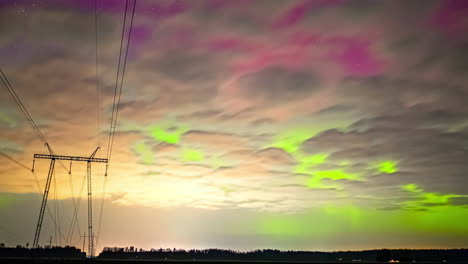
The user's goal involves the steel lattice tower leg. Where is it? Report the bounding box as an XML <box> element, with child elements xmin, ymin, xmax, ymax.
<box><xmin>33</xmin><ymin>159</ymin><xmax>55</xmax><ymax>248</ymax></box>
<box><xmin>87</xmin><ymin>161</ymin><xmax>94</xmax><ymax>257</ymax></box>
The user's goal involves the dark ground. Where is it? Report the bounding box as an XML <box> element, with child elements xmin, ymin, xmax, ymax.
<box><xmin>0</xmin><ymin>259</ymin><xmax>458</xmax><ymax>264</ymax></box>
<box><xmin>2</xmin><ymin>248</ymin><xmax>466</xmax><ymax>263</ymax></box>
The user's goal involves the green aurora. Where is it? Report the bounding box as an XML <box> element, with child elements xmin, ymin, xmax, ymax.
<box><xmin>1</xmin><ymin>0</ymin><xmax>468</xmax><ymax>252</ymax></box>
<box><xmin>182</xmin><ymin>149</ymin><xmax>204</xmax><ymax>162</ymax></box>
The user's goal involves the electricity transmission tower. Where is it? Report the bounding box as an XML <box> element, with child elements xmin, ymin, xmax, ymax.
<box><xmin>32</xmin><ymin>145</ymin><xmax>107</xmax><ymax>257</ymax></box>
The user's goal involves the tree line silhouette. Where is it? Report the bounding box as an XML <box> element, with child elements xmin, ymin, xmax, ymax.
<box><xmin>0</xmin><ymin>244</ymin><xmax>84</xmax><ymax>259</ymax></box>
<box><xmin>99</xmin><ymin>247</ymin><xmax>468</xmax><ymax>262</ymax></box>
<box><xmin>1</xmin><ymin>243</ymin><xmax>467</xmax><ymax>262</ymax></box>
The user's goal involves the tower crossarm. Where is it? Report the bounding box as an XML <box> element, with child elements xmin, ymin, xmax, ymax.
<box><xmin>32</xmin><ymin>150</ymin><xmax>107</xmax><ymax>254</ymax></box>
<box><xmin>34</xmin><ymin>154</ymin><xmax>108</xmax><ymax>163</ymax></box>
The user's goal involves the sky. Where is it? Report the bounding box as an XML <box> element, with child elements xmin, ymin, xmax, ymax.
<box><xmin>1</xmin><ymin>0</ymin><xmax>468</xmax><ymax>252</ymax></box>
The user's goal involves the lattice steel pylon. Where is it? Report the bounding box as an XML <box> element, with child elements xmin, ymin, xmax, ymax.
<box><xmin>32</xmin><ymin>155</ymin><xmax>55</xmax><ymax>248</ymax></box>
<box><xmin>32</xmin><ymin>146</ymin><xmax>107</xmax><ymax>258</ymax></box>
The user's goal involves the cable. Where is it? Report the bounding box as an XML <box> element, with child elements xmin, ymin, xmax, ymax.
<box><xmin>109</xmin><ymin>0</ymin><xmax>137</xmax><ymax>163</ymax></box>
<box><xmin>0</xmin><ymin>152</ymin><xmax>70</xmax><ymax>245</ymax></box>
<box><xmin>0</xmin><ymin>67</ymin><xmax>69</xmax><ymax>173</ymax></box>
<box><xmin>1</xmin><ymin>0</ymin><xmax>137</xmax><ymax>250</ymax></box>
<box><xmin>0</xmin><ymin>151</ymin><xmax>31</xmax><ymax>171</ymax></box>
<box><xmin>95</xmin><ymin>2</ymin><xmax>136</xmax><ymax>249</ymax></box>
<box><xmin>53</xmin><ymin>169</ymin><xmax>58</xmax><ymax>246</ymax></box>
<box><xmin>0</xmin><ymin>68</ymin><xmax>47</xmax><ymax>144</ymax></box>
<box><xmin>106</xmin><ymin>0</ymin><xmax>137</xmax><ymax>165</ymax></box>
<box><xmin>67</xmin><ymin>163</ymin><xmax>81</xmax><ymax>242</ymax></box>
<box><xmin>106</xmin><ymin>0</ymin><xmax>129</xmax><ymax>162</ymax></box>
<box><xmin>31</xmin><ymin>171</ymin><xmax>42</xmax><ymax>194</ymax></box>
<box><xmin>57</xmin><ymin>170</ymin><xmax>62</xmax><ymax>246</ymax></box>
<box><xmin>67</xmin><ymin>170</ymin><xmax>87</xmax><ymax>244</ymax></box>
<box><xmin>94</xmin><ymin>176</ymin><xmax>107</xmax><ymax>251</ymax></box>
<box><xmin>32</xmin><ymin>170</ymin><xmax>67</xmax><ymax>244</ymax></box>
<box><xmin>95</xmin><ymin>0</ymin><xmax>101</xmax><ymax>147</ymax></box>
<box><xmin>1</xmin><ymin>66</ymin><xmax>80</xmax><ymax>245</ymax></box>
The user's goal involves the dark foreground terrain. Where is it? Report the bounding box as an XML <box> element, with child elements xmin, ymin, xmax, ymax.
<box><xmin>0</xmin><ymin>259</ymin><xmax>463</xmax><ymax>264</ymax></box>
<box><xmin>1</xmin><ymin>247</ymin><xmax>467</xmax><ymax>263</ymax></box>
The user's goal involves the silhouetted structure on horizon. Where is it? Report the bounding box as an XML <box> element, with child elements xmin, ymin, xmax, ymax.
<box><xmin>99</xmin><ymin>247</ymin><xmax>468</xmax><ymax>262</ymax></box>
<box><xmin>1</xmin><ymin>244</ymin><xmax>467</xmax><ymax>262</ymax></box>
<box><xmin>0</xmin><ymin>245</ymin><xmax>84</xmax><ymax>259</ymax></box>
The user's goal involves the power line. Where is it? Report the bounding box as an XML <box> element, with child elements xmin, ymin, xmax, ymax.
<box><xmin>53</xmin><ymin>169</ymin><xmax>59</xmax><ymax>246</ymax></box>
<box><xmin>0</xmin><ymin>68</ymin><xmax>47</xmax><ymax>144</ymax></box>
<box><xmin>0</xmin><ymin>151</ymin><xmax>31</xmax><ymax>171</ymax></box>
<box><xmin>0</xmin><ymin>67</ymin><xmax>68</xmax><ymax>173</ymax></box>
<box><xmin>31</xmin><ymin>171</ymin><xmax>42</xmax><ymax>194</ymax></box>
<box><xmin>31</xmin><ymin>170</ymin><xmax>68</xmax><ymax>244</ymax></box>
<box><xmin>0</xmin><ymin>67</ymin><xmax>77</xmax><ymax>246</ymax></box>
<box><xmin>95</xmin><ymin>0</ymin><xmax>101</xmax><ymax>147</ymax></box>
<box><xmin>110</xmin><ymin>0</ymin><xmax>137</xmax><ymax>161</ymax></box>
<box><xmin>94</xmin><ymin>176</ymin><xmax>107</xmax><ymax>251</ymax></box>
<box><xmin>33</xmin><ymin>172</ymin><xmax>67</xmax><ymax>244</ymax></box>
<box><xmin>106</xmin><ymin>0</ymin><xmax>129</xmax><ymax>162</ymax></box>
<box><xmin>67</xmin><ymin>170</ymin><xmax>87</xmax><ymax>244</ymax></box>
<box><xmin>106</xmin><ymin>0</ymin><xmax>137</xmax><ymax>164</ymax></box>
<box><xmin>0</xmin><ymin>151</ymin><xmax>71</xmax><ymax>246</ymax></box>
<box><xmin>96</xmin><ymin>1</ymin><xmax>136</xmax><ymax>250</ymax></box>
<box><xmin>1</xmin><ymin>0</ymin><xmax>136</xmax><ymax>251</ymax></box>
<box><xmin>66</xmin><ymin>162</ymin><xmax>81</xmax><ymax>243</ymax></box>
<box><xmin>1</xmin><ymin>1</ymin><xmax>116</xmax><ymax>249</ymax></box>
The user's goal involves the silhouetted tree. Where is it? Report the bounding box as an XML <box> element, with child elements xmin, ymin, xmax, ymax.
<box><xmin>97</xmin><ymin>248</ymin><xmax>468</xmax><ymax>262</ymax></box>
<box><xmin>376</xmin><ymin>249</ymin><xmax>392</xmax><ymax>262</ymax></box>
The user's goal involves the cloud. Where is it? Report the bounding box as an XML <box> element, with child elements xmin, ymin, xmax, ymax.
<box><xmin>430</xmin><ymin>0</ymin><xmax>468</xmax><ymax>38</ymax></box>
<box><xmin>301</xmin><ymin>119</ymin><xmax>468</xmax><ymax>197</ymax></box>
<box><xmin>272</xmin><ymin>0</ymin><xmax>344</xmax><ymax>29</ymax></box>
<box><xmin>252</xmin><ymin>148</ymin><xmax>296</xmax><ymax>167</ymax></box>
<box><xmin>235</xmin><ymin>67</ymin><xmax>320</xmax><ymax>104</ymax></box>
<box><xmin>1</xmin><ymin>0</ymin><xmax>468</xmax><ymax>219</ymax></box>
<box><xmin>181</xmin><ymin>130</ymin><xmax>250</xmax><ymax>150</ymax></box>
<box><xmin>2</xmin><ymin>0</ymin><xmax>468</xmax><ymax>251</ymax></box>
